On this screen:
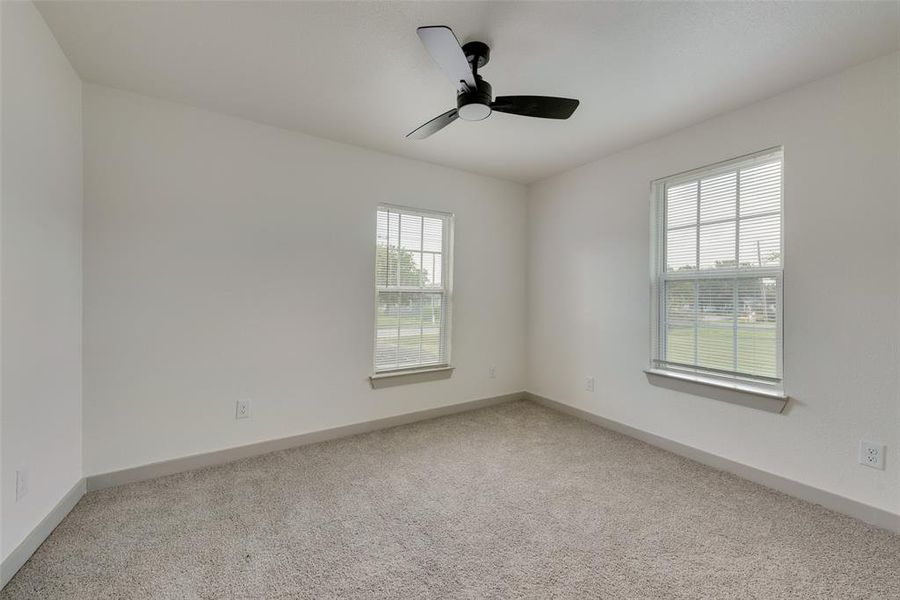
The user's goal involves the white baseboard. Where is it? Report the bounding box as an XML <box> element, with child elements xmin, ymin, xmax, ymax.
<box><xmin>86</xmin><ymin>392</ymin><xmax>525</xmax><ymax>491</ymax></box>
<box><xmin>526</xmin><ymin>392</ymin><xmax>900</xmax><ymax>534</ymax></box>
<box><xmin>1</xmin><ymin>478</ymin><xmax>86</xmax><ymax>589</ymax></box>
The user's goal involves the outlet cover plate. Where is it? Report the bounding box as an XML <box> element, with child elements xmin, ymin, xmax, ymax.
<box><xmin>236</xmin><ymin>399</ymin><xmax>251</xmax><ymax>420</ymax></box>
<box><xmin>859</xmin><ymin>441</ymin><xmax>885</xmax><ymax>470</ymax></box>
<box><xmin>15</xmin><ymin>470</ymin><xmax>28</xmax><ymax>501</ymax></box>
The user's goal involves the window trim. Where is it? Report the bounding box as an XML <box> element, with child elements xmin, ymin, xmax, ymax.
<box><xmin>372</xmin><ymin>203</ymin><xmax>454</xmax><ymax>377</ymax></box>
<box><xmin>649</xmin><ymin>147</ymin><xmax>785</xmax><ymax>395</ymax></box>
<box><xmin>643</xmin><ymin>368</ymin><xmax>788</xmax><ymax>413</ymax></box>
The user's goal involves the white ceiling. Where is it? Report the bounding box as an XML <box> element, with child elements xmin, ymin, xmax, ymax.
<box><xmin>37</xmin><ymin>1</ymin><xmax>900</xmax><ymax>183</ymax></box>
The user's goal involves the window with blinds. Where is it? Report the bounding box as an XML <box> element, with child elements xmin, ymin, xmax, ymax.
<box><xmin>374</xmin><ymin>205</ymin><xmax>453</xmax><ymax>374</ymax></box>
<box><xmin>651</xmin><ymin>148</ymin><xmax>783</xmax><ymax>388</ymax></box>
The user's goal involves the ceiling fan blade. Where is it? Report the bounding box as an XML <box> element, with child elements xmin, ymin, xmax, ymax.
<box><xmin>491</xmin><ymin>96</ymin><xmax>580</xmax><ymax>119</ymax></box>
<box><xmin>417</xmin><ymin>26</ymin><xmax>476</xmax><ymax>92</ymax></box>
<box><xmin>406</xmin><ymin>109</ymin><xmax>459</xmax><ymax>139</ymax></box>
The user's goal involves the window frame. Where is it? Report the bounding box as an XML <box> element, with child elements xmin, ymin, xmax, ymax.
<box><xmin>372</xmin><ymin>203</ymin><xmax>454</xmax><ymax>376</ymax></box>
<box><xmin>649</xmin><ymin>147</ymin><xmax>784</xmax><ymax>393</ymax></box>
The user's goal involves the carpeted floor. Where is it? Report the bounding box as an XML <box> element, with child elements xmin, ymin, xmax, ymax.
<box><xmin>3</xmin><ymin>400</ymin><xmax>899</xmax><ymax>599</ymax></box>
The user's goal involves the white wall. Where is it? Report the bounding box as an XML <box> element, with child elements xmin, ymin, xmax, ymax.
<box><xmin>83</xmin><ymin>85</ymin><xmax>527</xmax><ymax>476</ymax></box>
<box><xmin>5</xmin><ymin>6</ymin><xmax>894</xmax><ymax>549</ymax></box>
<box><xmin>1</xmin><ymin>1</ymin><xmax>83</xmax><ymax>559</ymax></box>
<box><xmin>527</xmin><ymin>52</ymin><xmax>900</xmax><ymax>515</ymax></box>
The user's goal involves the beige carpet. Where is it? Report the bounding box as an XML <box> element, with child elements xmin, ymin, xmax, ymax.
<box><xmin>3</xmin><ymin>400</ymin><xmax>899</xmax><ymax>599</ymax></box>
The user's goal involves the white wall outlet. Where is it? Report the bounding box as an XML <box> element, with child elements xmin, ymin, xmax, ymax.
<box><xmin>585</xmin><ymin>377</ymin><xmax>595</xmax><ymax>392</ymax></box>
<box><xmin>859</xmin><ymin>441</ymin><xmax>885</xmax><ymax>470</ymax></box>
<box><xmin>235</xmin><ymin>399</ymin><xmax>251</xmax><ymax>420</ymax></box>
<box><xmin>15</xmin><ymin>470</ymin><xmax>28</xmax><ymax>502</ymax></box>
<box><xmin>489</xmin><ymin>366</ymin><xmax>496</xmax><ymax>379</ymax></box>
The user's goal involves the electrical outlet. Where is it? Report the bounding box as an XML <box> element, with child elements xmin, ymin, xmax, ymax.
<box><xmin>585</xmin><ymin>377</ymin><xmax>595</xmax><ymax>392</ymax></box>
<box><xmin>15</xmin><ymin>470</ymin><xmax>28</xmax><ymax>502</ymax></box>
<box><xmin>859</xmin><ymin>441</ymin><xmax>885</xmax><ymax>470</ymax></box>
<box><xmin>489</xmin><ymin>366</ymin><xmax>496</xmax><ymax>379</ymax></box>
<box><xmin>235</xmin><ymin>399</ymin><xmax>251</xmax><ymax>420</ymax></box>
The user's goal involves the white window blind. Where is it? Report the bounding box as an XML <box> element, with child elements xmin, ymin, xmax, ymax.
<box><xmin>374</xmin><ymin>205</ymin><xmax>453</xmax><ymax>373</ymax></box>
<box><xmin>651</xmin><ymin>148</ymin><xmax>783</xmax><ymax>387</ymax></box>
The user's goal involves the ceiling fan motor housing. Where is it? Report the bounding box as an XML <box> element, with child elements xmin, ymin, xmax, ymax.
<box><xmin>457</xmin><ymin>75</ymin><xmax>492</xmax><ymax>121</ymax></box>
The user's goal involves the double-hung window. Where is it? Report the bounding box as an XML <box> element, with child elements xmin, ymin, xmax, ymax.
<box><xmin>374</xmin><ymin>204</ymin><xmax>453</xmax><ymax>374</ymax></box>
<box><xmin>650</xmin><ymin>148</ymin><xmax>783</xmax><ymax>392</ymax></box>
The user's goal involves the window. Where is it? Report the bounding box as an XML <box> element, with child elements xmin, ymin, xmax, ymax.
<box><xmin>650</xmin><ymin>148</ymin><xmax>783</xmax><ymax>391</ymax></box>
<box><xmin>374</xmin><ymin>205</ymin><xmax>453</xmax><ymax>374</ymax></box>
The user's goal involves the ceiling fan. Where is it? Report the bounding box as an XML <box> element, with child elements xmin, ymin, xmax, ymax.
<box><xmin>407</xmin><ymin>26</ymin><xmax>580</xmax><ymax>139</ymax></box>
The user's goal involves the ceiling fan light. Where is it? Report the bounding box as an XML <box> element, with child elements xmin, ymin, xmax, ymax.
<box><xmin>458</xmin><ymin>102</ymin><xmax>491</xmax><ymax>121</ymax></box>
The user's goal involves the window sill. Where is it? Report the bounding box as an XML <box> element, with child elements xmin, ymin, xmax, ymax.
<box><xmin>643</xmin><ymin>368</ymin><xmax>788</xmax><ymax>413</ymax></box>
<box><xmin>370</xmin><ymin>366</ymin><xmax>454</xmax><ymax>389</ymax></box>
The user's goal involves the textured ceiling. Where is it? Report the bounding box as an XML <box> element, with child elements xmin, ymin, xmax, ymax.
<box><xmin>37</xmin><ymin>1</ymin><xmax>900</xmax><ymax>183</ymax></box>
